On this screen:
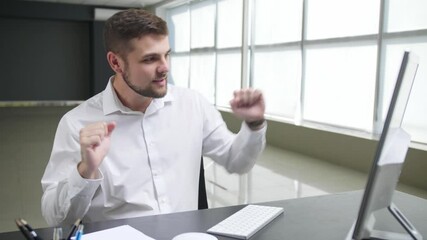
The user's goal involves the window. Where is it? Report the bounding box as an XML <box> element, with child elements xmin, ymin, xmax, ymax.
<box><xmin>216</xmin><ymin>51</ymin><xmax>242</xmax><ymax>107</ymax></box>
<box><xmin>252</xmin><ymin>48</ymin><xmax>301</xmax><ymax>118</ymax></box>
<box><xmin>190</xmin><ymin>52</ymin><xmax>216</xmax><ymax>103</ymax></box>
<box><xmin>306</xmin><ymin>0</ymin><xmax>380</xmax><ymax>39</ymax></box>
<box><xmin>168</xmin><ymin>5</ymin><xmax>190</xmax><ymax>52</ymax></box>
<box><xmin>304</xmin><ymin>44</ymin><xmax>377</xmax><ymax>131</ymax></box>
<box><xmin>251</xmin><ymin>0</ymin><xmax>302</xmax><ymax>119</ymax></box>
<box><xmin>217</xmin><ymin>0</ymin><xmax>242</xmax><ymax>48</ymax></box>
<box><xmin>190</xmin><ymin>1</ymin><xmax>215</xmax><ymax>49</ymax></box>
<box><xmin>386</xmin><ymin>0</ymin><xmax>427</xmax><ymax>33</ymax></box>
<box><xmin>253</xmin><ymin>0</ymin><xmax>302</xmax><ymax>44</ymax></box>
<box><xmin>167</xmin><ymin>4</ymin><xmax>190</xmax><ymax>88</ymax></box>
<box><xmin>216</xmin><ymin>0</ymin><xmax>243</xmax><ymax>107</ymax></box>
<box><xmin>161</xmin><ymin>0</ymin><xmax>427</xmax><ymax>146</ymax></box>
<box><xmin>170</xmin><ymin>55</ymin><xmax>189</xmax><ymax>87</ymax></box>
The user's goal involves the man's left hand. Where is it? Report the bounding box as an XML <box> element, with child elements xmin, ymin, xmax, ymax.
<box><xmin>229</xmin><ymin>89</ymin><xmax>265</xmax><ymax>129</ymax></box>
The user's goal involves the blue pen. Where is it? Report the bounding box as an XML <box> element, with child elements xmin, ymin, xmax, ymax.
<box><xmin>74</xmin><ymin>224</ymin><xmax>84</xmax><ymax>240</ymax></box>
<box><xmin>66</xmin><ymin>219</ymin><xmax>81</xmax><ymax>240</ymax></box>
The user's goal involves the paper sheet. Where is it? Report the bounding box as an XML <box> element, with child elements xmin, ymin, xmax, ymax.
<box><xmin>80</xmin><ymin>225</ymin><xmax>155</xmax><ymax>240</ymax></box>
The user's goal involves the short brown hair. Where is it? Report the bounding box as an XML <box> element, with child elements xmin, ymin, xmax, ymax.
<box><xmin>104</xmin><ymin>8</ymin><xmax>168</xmax><ymax>57</ymax></box>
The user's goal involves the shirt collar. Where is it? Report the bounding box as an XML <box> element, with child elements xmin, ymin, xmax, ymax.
<box><xmin>103</xmin><ymin>76</ymin><xmax>174</xmax><ymax>115</ymax></box>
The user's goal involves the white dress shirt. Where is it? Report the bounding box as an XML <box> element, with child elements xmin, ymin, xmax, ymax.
<box><xmin>41</xmin><ymin>79</ymin><xmax>266</xmax><ymax>226</ymax></box>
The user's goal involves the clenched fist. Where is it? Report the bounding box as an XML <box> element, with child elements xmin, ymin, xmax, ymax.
<box><xmin>229</xmin><ymin>89</ymin><xmax>265</xmax><ymax>130</ymax></box>
<box><xmin>78</xmin><ymin>121</ymin><xmax>116</xmax><ymax>179</ymax></box>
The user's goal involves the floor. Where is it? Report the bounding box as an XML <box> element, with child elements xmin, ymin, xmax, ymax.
<box><xmin>204</xmin><ymin>145</ymin><xmax>427</xmax><ymax>208</ymax></box>
<box><xmin>1</xmin><ymin>144</ymin><xmax>426</xmax><ymax>233</ymax></box>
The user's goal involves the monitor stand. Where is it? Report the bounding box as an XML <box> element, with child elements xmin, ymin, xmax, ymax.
<box><xmin>346</xmin><ymin>203</ymin><xmax>423</xmax><ymax>240</ymax></box>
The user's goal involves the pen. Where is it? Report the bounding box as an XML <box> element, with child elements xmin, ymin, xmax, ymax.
<box><xmin>15</xmin><ymin>219</ymin><xmax>33</xmax><ymax>240</ymax></box>
<box><xmin>53</xmin><ymin>227</ymin><xmax>63</xmax><ymax>240</ymax></box>
<box><xmin>66</xmin><ymin>218</ymin><xmax>81</xmax><ymax>240</ymax></box>
<box><xmin>74</xmin><ymin>224</ymin><xmax>84</xmax><ymax>240</ymax></box>
<box><xmin>20</xmin><ymin>218</ymin><xmax>43</xmax><ymax>240</ymax></box>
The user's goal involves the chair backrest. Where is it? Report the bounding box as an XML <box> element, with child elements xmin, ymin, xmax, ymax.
<box><xmin>198</xmin><ymin>157</ymin><xmax>208</xmax><ymax>209</ymax></box>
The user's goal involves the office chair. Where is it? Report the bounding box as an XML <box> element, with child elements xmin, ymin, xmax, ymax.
<box><xmin>198</xmin><ymin>156</ymin><xmax>209</xmax><ymax>209</ymax></box>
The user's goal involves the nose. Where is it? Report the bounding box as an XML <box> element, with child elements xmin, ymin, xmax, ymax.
<box><xmin>157</xmin><ymin>57</ymin><xmax>169</xmax><ymax>74</ymax></box>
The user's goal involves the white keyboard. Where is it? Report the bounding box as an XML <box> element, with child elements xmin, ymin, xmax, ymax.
<box><xmin>207</xmin><ymin>204</ymin><xmax>284</xmax><ymax>239</ymax></box>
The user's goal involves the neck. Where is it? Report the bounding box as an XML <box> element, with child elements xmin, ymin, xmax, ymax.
<box><xmin>112</xmin><ymin>75</ymin><xmax>152</xmax><ymax>113</ymax></box>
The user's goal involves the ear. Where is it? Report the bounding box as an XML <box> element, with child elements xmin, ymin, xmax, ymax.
<box><xmin>107</xmin><ymin>52</ymin><xmax>124</xmax><ymax>74</ymax></box>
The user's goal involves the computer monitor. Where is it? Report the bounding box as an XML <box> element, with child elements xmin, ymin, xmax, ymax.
<box><xmin>347</xmin><ymin>51</ymin><xmax>421</xmax><ymax>240</ymax></box>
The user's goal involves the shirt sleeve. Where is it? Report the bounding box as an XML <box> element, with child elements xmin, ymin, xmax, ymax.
<box><xmin>200</xmin><ymin>96</ymin><xmax>267</xmax><ymax>174</ymax></box>
<box><xmin>41</xmin><ymin>115</ymin><xmax>102</xmax><ymax>226</ymax></box>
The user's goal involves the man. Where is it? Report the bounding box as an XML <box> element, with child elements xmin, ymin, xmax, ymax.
<box><xmin>41</xmin><ymin>8</ymin><xmax>266</xmax><ymax>227</ymax></box>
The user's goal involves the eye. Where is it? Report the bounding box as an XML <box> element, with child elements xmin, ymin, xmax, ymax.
<box><xmin>142</xmin><ymin>56</ymin><xmax>156</xmax><ymax>63</ymax></box>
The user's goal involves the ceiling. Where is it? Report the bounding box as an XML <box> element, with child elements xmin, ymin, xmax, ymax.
<box><xmin>25</xmin><ymin>0</ymin><xmax>167</xmax><ymax>8</ymax></box>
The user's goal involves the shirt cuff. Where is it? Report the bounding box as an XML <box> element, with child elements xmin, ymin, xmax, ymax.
<box><xmin>241</xmin><ymin>120</ymin><xmax>267</xmax><ymax>141</ymax></box>
<box><xmin>243</xmin><ymin>120</ymin><xmax>267</xmax><ymax>133</ymax></box>
<box><xmin>68</xmin><ymin>165</ymin><xmax>103</xmax><ymax>198</ymax></box>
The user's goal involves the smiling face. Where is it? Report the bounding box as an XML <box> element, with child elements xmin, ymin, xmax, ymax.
<box><xmin>104</xmin><ymin>9</ymin><xmax>170</xmax><ymax>110</ymax></box>
<box><xmin>107</xmin><ymin>33</ymin><xmax>171</xmax><ymax>109</ymax></box>
<box><xmin>118</xmin><ymin>34</ymin><xmax>171</xmax><ymax>99</ymax></box>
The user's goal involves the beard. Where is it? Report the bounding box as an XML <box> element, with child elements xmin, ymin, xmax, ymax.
<box><xmin>122</xmin><ymin>70</ymin><xmax>168</xmax><ymax>98</ymax></box>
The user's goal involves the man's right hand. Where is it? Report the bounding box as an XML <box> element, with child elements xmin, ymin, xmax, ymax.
<box><xmin>78</xmin><ymin>121</ymin><xmax>116</xmax><ymax>179</ymax></box>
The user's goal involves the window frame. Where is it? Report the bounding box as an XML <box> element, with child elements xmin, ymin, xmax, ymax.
<box><xmin>157</xmin><ymin>0</ymin><xmax>427</xmax><ymax>149</ymax></box>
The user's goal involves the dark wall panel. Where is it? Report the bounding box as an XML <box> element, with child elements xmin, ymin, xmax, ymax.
<box><xmin>0</xmin><ymin>1</ymin><xmax>120</xmax><ymax>101</ymax></box>
<box><xmin>0</xmin><ymin>1</ymin><xmax>92</xmax><ymax>21</ymax></box>
<box><xmin>92</xmin><ymin>21</ymin><xmax>114</xmax><ymax>94</ymax></box>
<box><xmin>0</xmin><ymin>17</ymin><xmax>91</xmax><ymax>100</ymax></box>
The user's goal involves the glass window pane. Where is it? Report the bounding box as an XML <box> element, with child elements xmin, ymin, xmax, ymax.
<box><xmin>252</xmin><ymin>49</ymin><xmax>301</xmax><ymax>118</ymax></box>
<box><xmin>306</xmin><ymin>0</ymin><xmax>380</xmax><ymax>40</ymax></box>
<box><xmin>383</xmin><ymin>37</ymin><xmax>427</xmax><ymax>143</ymax></box>
<box><xmin>254</xmin><ymin>0</ymin><xmax>303</xmax><ymax>45</ymax></box>
<box><xmin>216</xmin><ymin>51</ymin><xmax>242</xmax><ymax>107</ymax></box>
<box><xmin>190</xmin><ymin>52</ymin><xmax>216</xmax><ymax>103</ymax></box>
<box><xmin>191</xmin><ymin>0</ymin><xmax>216</xmax><ymax>48</ymax></box>
<box><xmin>304</xmin><ymin>45</ymin><xmax>377</xmax><ymax>131</ymax></box>
<box><xmin>170</xmin><ymin>55</ymin><xmax>189</xmax><ymax>88</ymax></box>
<box><xmin>167</xmin><ymin>5</ymin><xmax>190</xmax><ymax>52</ymax></box>
<box><xmin>217</xmin><ymin>0</ymin><xmax>243</xmax><ymax>48</ymax></box>
<box><xmin>386</xmin><ymin>0</ymin><xmax>427</xmax><ymax>33</ymax></box>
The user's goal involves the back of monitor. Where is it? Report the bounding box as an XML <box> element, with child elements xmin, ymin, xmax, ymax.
<box><xmin>347</xmin><ymin>51</ymin><xmax>422</xmax><ymax>240</ymax></box>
